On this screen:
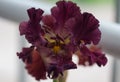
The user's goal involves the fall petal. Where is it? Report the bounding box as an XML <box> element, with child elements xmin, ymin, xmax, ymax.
<box><xmin>79</xmin><ymin>45</ymin><xmax>107</xmax><ymax>66</ymax></box>
<box><xmin>17</xmin><ymin>46</ymin><xmax>34</xmax><ymax>63</ymax></box>
<box><xmin>25</xmin><ymin>50</ymin><xmax>47</xmax><ymax>80</ymax></box>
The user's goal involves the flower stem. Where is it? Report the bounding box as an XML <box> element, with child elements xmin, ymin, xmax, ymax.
<box><xmin>53</xmin><ymin>71</ymin><xmax>68</xmax><ymax>82</ymax></box>
<box><xmin>53</xmin><ymin>78</ymin><xmax>59</xmax><ymax>82</ymax></box>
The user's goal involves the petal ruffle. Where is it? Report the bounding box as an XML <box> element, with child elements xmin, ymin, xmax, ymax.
<box><xmin>27</xmin><ymin>7</ymin><xmax>44</xmax><ymax>23</ymax></box>
<box><xmin>72</xmin><ymin>13</ymin><xmax>100</xmax><ymax>45</ymax></box>
<box><xmin>19</xmin><ymin>8</ymin><xmax>46</xmax><ymax>46</ymax></box>
<box><xmin>17</xmin><ymin>46</ymin><xmax>34</xmax><ymax>63</ymax></box>
<box><xmin>50</xmin><ymin>1</ymin><xmax>81</xmax><ymax>37</ymax></box>
<box><xmin>51</xmin><ymin>1</ymin><xmax>80</xmax><ymax>24</ymax></box>
<box><xmin>77</xmin><ymin>45</ymin><xmax>107</xmax><ymax>66</ymax></box>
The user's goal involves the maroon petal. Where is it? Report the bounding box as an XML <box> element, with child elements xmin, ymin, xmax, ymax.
<box><xmin>27</xmin><ymin>7</ymin><xmax>44</xmax><ymax>23</ymax></box>
<box><xmin>79</xmin><ymin>45</ymin><xmax>107</xmax><ymax>66</ymax></box>
<box><xmin>17</xmin><ymin>46</ymin><xmax>34</xmax><ymax>63</ymax></box>
<box><xmin>19</xmin><ymin>8</ymin><xmax>46</xmax><ymax>46</ymax></box>
<box><xmin>19</xmin><ymin>21</ymin><xmax>28</xmax><ymax>35</ymax></box>
<box><xmin>51</xmin><ymin>1</ymin><xmax>81</xmax><ymax>37</ymax></box>
<box><xmin>64</xmin><ymin>18</ymin><xmax>76</xmax><ymax>34</ymax></box>
<box><xmin>79</xmin><ymin>45</ymin><xmax>95</xmax><ymax>65</ymax></box>
<box><xmin>47</xmin><ymin>63</ymin><xmax>63</xmax><ymax>79</ymax></box>
<box><xmin>72</xmin><ymin>12</ymin><xmax>100</xmax><ymax>45</ymax></box>
<box><xmin>51</xmin><ymin>1</ymin><xmax>80</xmax><ymax>24</ymax></box>
<box><xmin>46</xmin><ymin>50</ymin><xmax>77</xmax><ymax>79</ymax></box>
<box><xmin>84</xmin><ymin>28</ymin><xmax>101</xmax><ymax>45</ymax></box>
<box><xmin>75</xmin><ymin>51</ymin><xmax>89</xmax><ymax>65</ymax></box>
<box><xmin>19</xmin><ymin>22</ymin><xmax>42</xmax><ymax>45</ymax></box>
<box><xmin>25</xmin><ymin>50</ymin><xmax>47</xmax><ymax>80</ymax></box>
<box><xmin>92</xmin><ymin>52</ymin><xmax>107</xmax><ymax>66</ymax></box>
<box><xmin>89</xmin><ymin>45</ymin><xmax>107</xmax><ymax>66</ymax></box>
<box><xmin>82</xmin><ymin>13</ymin><xmax>101</xmax><ymax>44</ymax></box>
<box><xmin>42</xmin><ymin>15</ymin><xmax>56</xmax><ymax>29</ymax></box>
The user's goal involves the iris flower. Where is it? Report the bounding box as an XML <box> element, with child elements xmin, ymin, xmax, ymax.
<box><xmin>17</xmin><ymin>0</ymin><xmax>107</xmax><ymax>81</ymax></box>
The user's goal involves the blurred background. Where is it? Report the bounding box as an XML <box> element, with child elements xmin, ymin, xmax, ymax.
<box><xmin>0</xmin><ymin>0</ymin><xmax>120</xmax><ymax>82</ymax></box>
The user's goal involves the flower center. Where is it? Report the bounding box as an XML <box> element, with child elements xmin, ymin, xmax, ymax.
<box><xmin>53</xmin><ymin>45</ymin><xmax>61</xmax><ymax>54</ymax></box>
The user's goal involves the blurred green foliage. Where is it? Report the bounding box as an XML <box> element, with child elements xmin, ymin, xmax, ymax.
<box><xmin>40</xmin><ymin>0</ymin><xmax>113</xmax><ymax>4</ymax></box>
<box><xmin>74</xmin><ymin>0</ymin><xmax>112</xmax><ymax>4</ymax></box>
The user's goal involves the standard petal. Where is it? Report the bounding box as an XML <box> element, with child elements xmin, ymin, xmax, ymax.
<box><xmin>19</xmin><ymin>8</ymin><xmax>46</xmax><ymax>45</ymax></box>
<box><xmin>51</xmin><ymin>1</ymin><xmax>81</xmax><ymax>38</ymax></box>
<box><xmin>51</xmin><ymin>1</ymin><xmax>80</xmax><ymax>24</ymax></box>
<box><xmin>19</xmin><ymin>21</ymin><xmax>28</xmax><ymax>35</ymax></box>
<box><xmin>27</xmin><ymin>7</ymin><xmax>44</xmax><ymax>23</ymax></box>
<box><xmin>42</xmin><ymin>15</ymin><xmax>56</xmax><ymax>28</ymax></box>
<box><xmin>72</xmin><ymin>12</ymin><xmax>100</xmax><ymax>45</ymax></box>
<box><xmin>82</xmin><ymin>12</ymin><xmax>101</xmax><ymax>44</ymax></box>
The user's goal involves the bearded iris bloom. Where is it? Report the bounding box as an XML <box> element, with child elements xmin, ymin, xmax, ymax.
<box><xmin>17</xmin><ymin>0</ymin><xmax>107</xmax><ymax>81</ymax></box>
